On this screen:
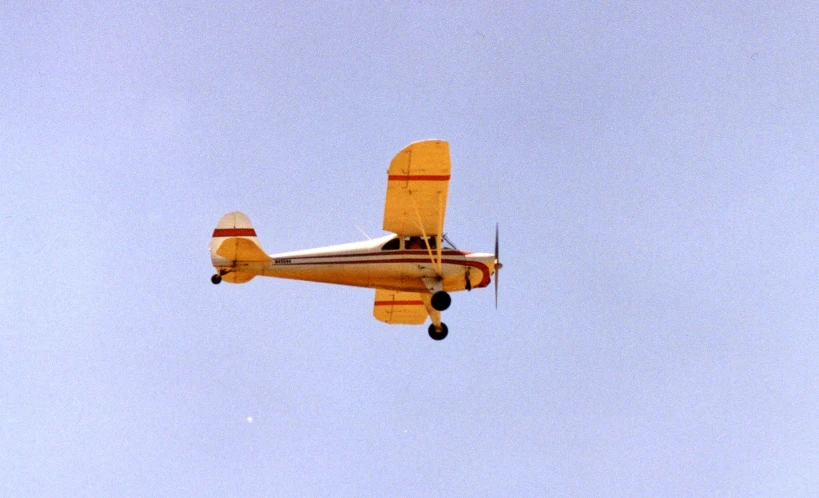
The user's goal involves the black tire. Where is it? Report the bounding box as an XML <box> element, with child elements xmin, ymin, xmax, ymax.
<box><xmin>428</xmin><ymin>323</ymin><xmax>449</xmax><ymax>341</ymax></box>
<box><xmin>211</xmin><ymin>274</ymin><xmax>222</xmax><ymax>285</ymax></box>
<box><xmin>431</xmin><ymin>291</ymin><xmax>451</xmax><ymax>311</ymax></box>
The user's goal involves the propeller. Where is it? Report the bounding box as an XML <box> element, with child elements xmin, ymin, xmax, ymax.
<box><xmin>494</xmin><ymin>223</ymin><xmax>502</xmax><ymax>308</ymax></box>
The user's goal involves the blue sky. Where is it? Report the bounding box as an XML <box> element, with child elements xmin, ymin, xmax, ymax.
<box><xmin>3</xmin><ymin>2</ymin><xmax>818</xmax><ymax>495</ymax></box>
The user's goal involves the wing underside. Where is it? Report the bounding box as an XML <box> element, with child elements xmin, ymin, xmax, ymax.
<box><xmin>382</xmin><ymin>140</ymin><xmax>451</xmax><ymax>237</ymax></box>
<box><xmin>373</xmin><ymin>289</ymin><xmax>428</xmax><ymax>325</ymax></box>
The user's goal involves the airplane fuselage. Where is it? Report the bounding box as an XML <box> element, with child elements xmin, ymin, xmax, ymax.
<box><xmin>221</xmin><ymin>234</ymin><xmax>495</xmax><ymax>293</ymax></box>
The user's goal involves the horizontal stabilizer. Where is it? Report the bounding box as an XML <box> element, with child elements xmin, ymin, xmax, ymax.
<box><xmin>221</xmin><ymin>271</ymin><xmax>256</xmax><ymax>284</ymax></box>
<box><xmin>215</xmin><ymin>237</ymin><xmax>271</xmax><ymax>262</ymax></box>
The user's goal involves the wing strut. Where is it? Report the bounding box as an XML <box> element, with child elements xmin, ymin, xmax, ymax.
<box><xmin>436</xmin><ymin>191</ymin><xmax>444</xmax><ymax>274</ymax></box>
<box><xmin>409</xmin><ymin>192</ymin><xmax>443</xmax><ymax>276</ymax></box>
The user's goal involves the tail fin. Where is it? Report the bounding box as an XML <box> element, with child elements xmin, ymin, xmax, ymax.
<box><xmin>210</xmin><ymin>212</ymin><xmax>271</xmax><ymax>283</ymax></box>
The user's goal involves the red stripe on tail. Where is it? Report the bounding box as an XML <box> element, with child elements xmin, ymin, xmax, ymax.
<box><xmin>212</xmin><ymin>228</ymin><xmax>257</xmax><ymax>237</ymax></box>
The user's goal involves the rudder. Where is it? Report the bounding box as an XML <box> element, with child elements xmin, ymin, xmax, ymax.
<box><xmin>210</xmin><ymin>212</ymin><xmax>271</xmax><ymax>284</ymax></box>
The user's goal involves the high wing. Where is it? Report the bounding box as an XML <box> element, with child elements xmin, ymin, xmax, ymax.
<box><xmin>382</xmin><ymin>140</ymin><xmax>451</xmax><ymax>237</ymax></box>
<box><xmin>373</xmin><ymin>289</ymin><xmax>428</xmax><ymax>325</ymax></box>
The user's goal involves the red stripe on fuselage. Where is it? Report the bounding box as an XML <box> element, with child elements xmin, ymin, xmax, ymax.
<box><xmin>274</xmin><ymin>257</ymin><xmax>492</xmax><ymax>288</ymax></box>
<box><xmin>213</xmin><ymin>228</ymin><xmax>257</xmax><ymax>237</ymax></box>
<box><xmin>279</xmin><ymin>250</ymin><xmax>470</xmax><ymax>261</ymax></box>
<box><xmin>388</xmin><ymin>175</ymin><xmax>450</xmax><ymax>181</ymax></box>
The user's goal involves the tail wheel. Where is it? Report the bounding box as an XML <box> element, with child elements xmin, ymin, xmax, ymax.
<box><xmin>431</xmin><ymin>291</ymin><xmax>451</xmax><ymax>311</ymax></box>
<box><xmin>211</xmin><ymin>274</ymin><xmax>222</xmax><ymax>285</ymax></box>
<box><xmin>428</xmin><ymin>323</ymin><xmax>448</xmax><ymax>341</ymax></box>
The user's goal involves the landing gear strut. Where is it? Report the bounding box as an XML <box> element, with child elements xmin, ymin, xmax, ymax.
<box><xmin>431</xmin><ymin>291</ymin><xmax>451</xmax><ymax>311</ymax></box>
<box><xmin>428</xmin><ymin>323</ymin><xmax>448</xmax><ymax>341</ymax></box>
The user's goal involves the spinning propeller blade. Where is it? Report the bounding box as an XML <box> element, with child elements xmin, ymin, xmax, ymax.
<box><xmin>494</xmin><ymin>223</ymin><xmax>502</xmax><ymax>308</ymax></box>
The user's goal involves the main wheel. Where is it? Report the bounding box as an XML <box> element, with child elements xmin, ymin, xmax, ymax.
<box><xmin>431</xmin><ymin>291</ymin><xmax>451</xmax><ymax>311</ymax></box>
<box><xmin>211</xmin><ymin>274</ymin><xmax>222</xmax><ymax>285</ymax></box>
<box><xmin>428</xmin><ymin>323</ymin><xmax>449</xmax><ymax>341</ymax></box>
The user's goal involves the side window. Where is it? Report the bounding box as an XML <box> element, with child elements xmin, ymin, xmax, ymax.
<box><xmin>404</xmin><ymin>236</ymin><xmax>436</xmax><ymax>250</ymax></box>
<box><xmin>405</xmin><ymin>237</ymin><xmax>422</xmax><ymax>250</ymax></box>
<box><xmin>381</xmin><ymin>238</ymin><xmax>400</xmax><ymax>250</ymax></box>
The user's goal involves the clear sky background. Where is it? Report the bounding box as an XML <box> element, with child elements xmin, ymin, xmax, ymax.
<box><xmin>2</xmin><ymin>2</ymin><xmax>818</xmax><ymax>496</ymax></box>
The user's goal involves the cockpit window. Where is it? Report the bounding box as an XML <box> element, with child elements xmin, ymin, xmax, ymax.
<box><xmin>381</xmin><ymin>238</ymin><xmax>400</xmax><ymax>250</ymax></box>
<box><xmin>405</xmin><ymin>237</ymin><xmax>422</xmax><ymax>250</ymax></box>
<box><xmin>404</xmin><ymin>236</ymin><xmax>436</xmax><ymax>250</ymax></box>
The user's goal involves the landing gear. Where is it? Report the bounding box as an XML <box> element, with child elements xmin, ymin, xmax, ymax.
<box><xmin>211</xmin><ymin>274</ymin><xmax>222</xmax><ymax>285</ymax></box>
<box><xmin>431</xmin><ymin>291</ymin><xmax>451</xmax><ymax>311</ymax></box>
<box><xmin>428</xmin><ymin>323</ymin><xmax>448</xmax><ymax>341</ymax></box>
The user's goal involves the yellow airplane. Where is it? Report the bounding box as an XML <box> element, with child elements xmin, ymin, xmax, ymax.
<box><xmin>209</xmin><ymin>140</ymin><xmax>502</xmax><ymax>340</ymax></box>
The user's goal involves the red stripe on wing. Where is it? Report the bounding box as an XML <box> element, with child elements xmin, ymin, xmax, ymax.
<box><xmin>374</xmin><ymin>300</ymin><xmax>425</xmax><ymax>307</ymax></box>
<box><xmin>388</xmin><ymin>175</ymin><xmax>450</xmax><ymax>181</ymax></box>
